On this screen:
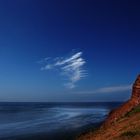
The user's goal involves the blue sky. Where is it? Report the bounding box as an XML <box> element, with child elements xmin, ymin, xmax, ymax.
<box><xmin>0</xmin><ymin>0</ymin><xmax>140</xmax><ymax>102</ymax></box>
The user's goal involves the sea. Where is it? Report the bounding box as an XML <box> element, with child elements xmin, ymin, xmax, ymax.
<box><xmin>0</xmin><ymin>102</ymin><xmax>123</xmax><ymax>140</ymax></box>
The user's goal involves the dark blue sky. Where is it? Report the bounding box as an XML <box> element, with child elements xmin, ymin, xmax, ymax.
<box><xmin>0</xmin><ymin>0</ymin><xmax>140</xmax><ymax>102</ymax></box>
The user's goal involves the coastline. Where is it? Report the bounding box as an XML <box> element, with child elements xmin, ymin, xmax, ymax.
<box><xmin>77</xmin><ymin>75</ymin><xmax>140</xmax><ymax>140</ymax></box>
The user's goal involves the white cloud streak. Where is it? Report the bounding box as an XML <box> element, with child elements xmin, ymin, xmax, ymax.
<box><xmin>76</xmin><ymin>85</ymin><xmax>132</xmax><ymax>94</ymax></box>
<box><xmin>40</xmin><ymin>52</ymin><xmax>87</xmax><ymax>89</ymax></box>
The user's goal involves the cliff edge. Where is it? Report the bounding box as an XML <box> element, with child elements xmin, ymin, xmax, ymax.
<box><xmin>78</xmin><ymin>75</ymin><xmax>140</xmax><ymax>140</ymax></box>
<box><xmin>103</xmin><ymin>74</ymin><xmax>140</xmax><ymax>127</ymax></box>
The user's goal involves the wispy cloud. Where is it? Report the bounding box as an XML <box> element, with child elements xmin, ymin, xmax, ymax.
<box><xmin>39</xmin><ymin>52</ymin><xmax>87</xmax><ymax>89</ymax></box>
<box><xmin>76</xmin><ymin>85</ymin><xmax>132</xmax><ymax>94</ymax></box>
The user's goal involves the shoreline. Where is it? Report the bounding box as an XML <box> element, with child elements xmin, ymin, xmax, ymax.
<box><xmin>77</xmin><ymin>75</ymin><xmax>140</xmax><ymax>140</ymax></box>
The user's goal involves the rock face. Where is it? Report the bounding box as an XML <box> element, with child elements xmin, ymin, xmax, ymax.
<box><xmin>131</xmin><ymin>75</ymin><xmax>140</xmax><ymax>103</ymax></box>
<box><xmin>103</xmin><ymin>75</ymin><xmax>140</xmax><ymax>127</ymax></box>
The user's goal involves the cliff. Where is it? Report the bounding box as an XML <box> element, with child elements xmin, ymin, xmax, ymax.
<box><xmin>78</xmin><ymin>75</ymin><xmax>140</xmax><ymax>140</ymax></box>
<box><xmin>103</xmin><ymin>74</ymin><xmax>140</xmax><ymax>127</ymax></box>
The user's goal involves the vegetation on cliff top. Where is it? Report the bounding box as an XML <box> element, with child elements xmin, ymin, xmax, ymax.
<box><xmin>125</xmin><ymin>105</ymin><xmax>140</xmax><ymax>117</ymax></box>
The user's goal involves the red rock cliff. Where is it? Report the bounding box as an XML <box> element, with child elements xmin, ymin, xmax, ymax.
<box><xmin>103</xmin><ymin>75</ymin><xmax>140</xmax><ymax>127</ymax></box>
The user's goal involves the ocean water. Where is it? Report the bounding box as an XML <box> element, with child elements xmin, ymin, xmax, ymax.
<box><xmin>0</xmin><ymin>102</ymin><xmax>123</xmax><ymax>140</ymax></box>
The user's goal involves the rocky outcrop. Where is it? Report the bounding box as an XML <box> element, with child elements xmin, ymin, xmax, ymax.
<box><xmin>78</xmin><ymin>106</ymin><xmax>140</xmax><ymax>140</ymax></box>
<box><xmin>103</xmin><ymin>75</ymin><xmax>140</xmax><ymax>127</ymax></box>
<box><xmin>78</xmin><ymin>75</ymin><xmax>140</xmax><ymax>140</ymax></box>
